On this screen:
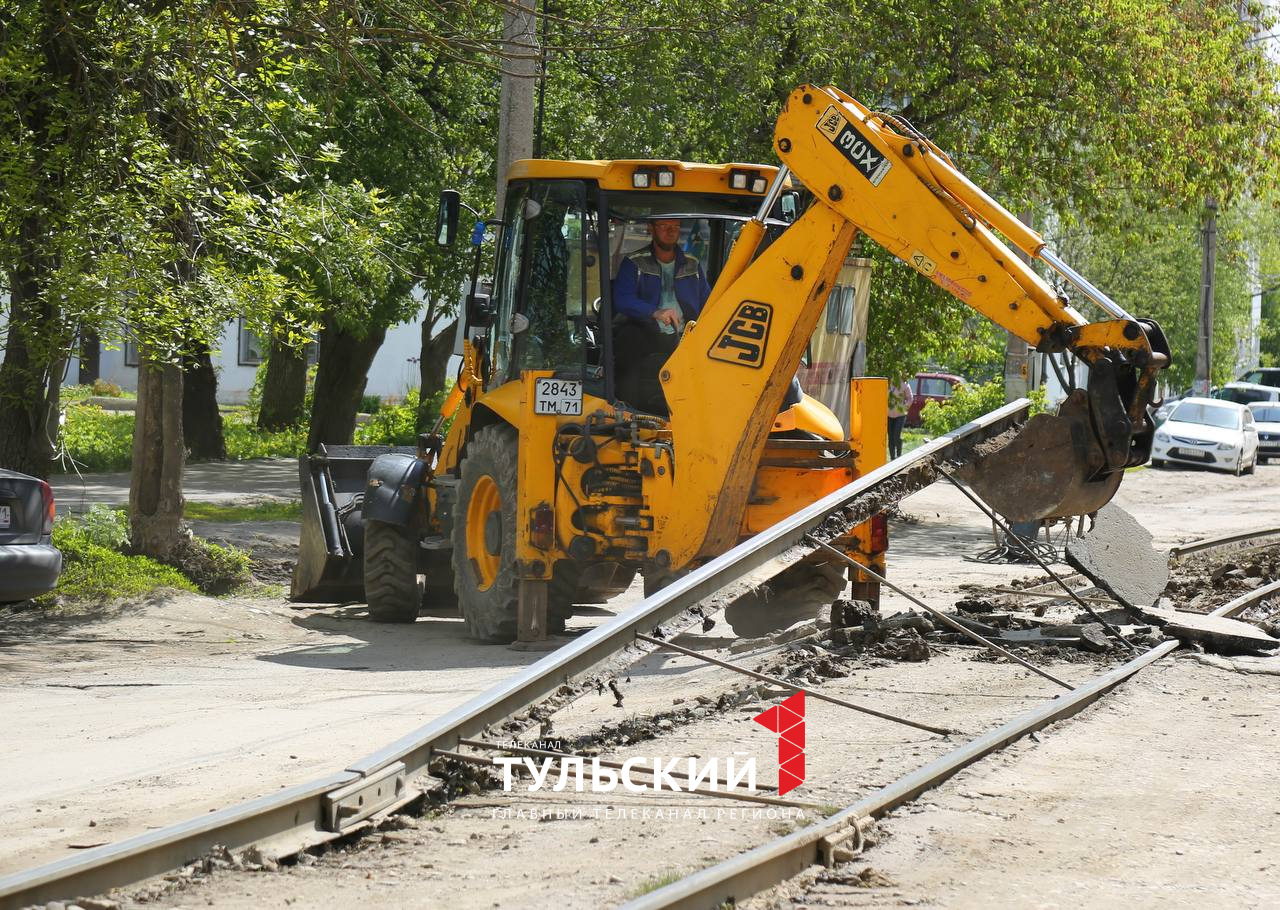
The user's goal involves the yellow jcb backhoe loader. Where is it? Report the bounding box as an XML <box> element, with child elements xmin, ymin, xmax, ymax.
<box><xmin>292</xmin><ymin>83</ymin><xmax>1170</xmax><ymax>643</ymax></box>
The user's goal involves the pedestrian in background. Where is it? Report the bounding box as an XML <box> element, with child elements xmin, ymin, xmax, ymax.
<box><xmin>887</xmin><ymin>375</ymin><xmax>913</xmax><ymax>460</ymax></box>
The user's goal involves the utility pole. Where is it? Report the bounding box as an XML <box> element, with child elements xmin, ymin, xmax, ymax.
<box><xmin>496</xmin><ymin>0</ymin><xmax>538</xmax><ymax>220</ymax></box>
<box><xmin>1194</xmin><ymin>196</ymin><xmax>1218</xmax><ymax>395</ymax></box>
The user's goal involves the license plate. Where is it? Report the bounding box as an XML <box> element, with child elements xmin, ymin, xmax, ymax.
<box><xmin>533</xmin><ymin>378</ymin><xmax>582</xmax><ymax>416</ymax></box>
<box><xmin>0</xmin><ymin>505</ymin><xmax>8</xmax><ymax>528</ymax></box>
<box><xmin>1170</xmin><ymin>447</ymin><xmax>1206</xmax><ymax>460</ymax></box>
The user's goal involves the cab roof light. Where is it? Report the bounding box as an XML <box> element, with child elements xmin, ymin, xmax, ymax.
<box><xmin>632</xmin><ymin>169</ymin><xmax>652</xmax><ymax>188</ymax></box>
<box><xmin>730</xmin><ymin>168</ymin><xmax>768</xmax><ymax>193</ymax></box>
<box><xmin>655</xmin><ymin>167</ymin><xmax>675</xmax><ymax>187</ymax></box>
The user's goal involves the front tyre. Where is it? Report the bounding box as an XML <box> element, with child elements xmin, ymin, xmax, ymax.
<box><xmin>363</xmin><ymin>519</ymin><xmax>423</xmax><ymax>623</ymax></box>
<box><xmin>453</xmin><ymin>425</ymin><xmax>520</xmax><ymax>642</ymax></box>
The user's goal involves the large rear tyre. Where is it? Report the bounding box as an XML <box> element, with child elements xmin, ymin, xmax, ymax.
<box><xmin>363</xmin><ymin>519</ymin><xmax>422</xmax><ymax>623</ymax></box>
<box><xmin>453</xmin><ymin>425</ymin><xmax>520</xmax><ymax>642</ymax></box>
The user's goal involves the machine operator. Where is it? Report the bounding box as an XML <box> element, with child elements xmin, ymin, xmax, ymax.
<box><xmin>611</xmin><ymin>217</ymin><xmax>711</xmax><ymax>413</ymax></box>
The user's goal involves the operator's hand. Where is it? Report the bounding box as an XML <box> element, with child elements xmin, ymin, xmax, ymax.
<box><xmin>654</xmin><ymin>307</ymin><xmax>683</xmax><ymax>331</ymax></box>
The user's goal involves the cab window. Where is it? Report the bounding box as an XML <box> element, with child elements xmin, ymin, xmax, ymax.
<box><xmin>492</xmin><ymin>180</ymin><xmax>600</xmax><ymax>384</ymax></box>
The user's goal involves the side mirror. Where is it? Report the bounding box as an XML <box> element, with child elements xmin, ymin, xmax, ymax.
<box><xmin>780</xmin><ymin>192</ymin><xmax>798</xmax><ymax>223</ymax></box>
<box><xmin>437</xmin><ymin>189</ymin><xmax>461</xmax><ymax>247</ymax></box>
<box><xmin>467</xmin><ymin>291</ymin><xmax>494</xmax><ymax>327</ymax></box>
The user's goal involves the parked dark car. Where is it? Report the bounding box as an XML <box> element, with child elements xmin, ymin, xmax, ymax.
<box><xmin>906</xmin><ymin>372</ymin><xmax>963</xmax><ymax>427</ymax></box>
<box><xmin>0</xmin><ymin>469</ymin><xmax>62</xmax><ymax>603</ymax></box>
<box><xmin>1238</xmin><ymin>368</ymin><xmax>1280</xmax><ymax>389</ymax></box>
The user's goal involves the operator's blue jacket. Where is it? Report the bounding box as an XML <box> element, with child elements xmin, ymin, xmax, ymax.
<box><xmin>612</xmin><ymin>247</ymin><xmax>712</xmax><ymax>324</ymax></box>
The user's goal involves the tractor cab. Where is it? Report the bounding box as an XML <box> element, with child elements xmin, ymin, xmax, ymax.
<box><xmin>469</xmin><ymin>160</ymin><xmax>800</xmax><ymax>417</ymax></box>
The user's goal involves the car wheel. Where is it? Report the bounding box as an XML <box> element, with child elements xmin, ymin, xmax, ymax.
<box><xmin>1246</xmin><ymin>454</ymin><xmax>1257</xmax><ymax>475</ymax></box>
<box><xmin>1234</xmin><ymin>456</ymin><xmax>1245</xmax><ymax>476</ymax></box>
<box><xmin>1151</xmin><ymin>458</ymin><xmax>1166</xmax><ymax>468</ymax></box>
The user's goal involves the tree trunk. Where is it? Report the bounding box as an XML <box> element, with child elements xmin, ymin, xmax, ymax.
<box><xmin>257</xmin><ymin>338</ymin><xmax>309</xmax><ymax>430</ymax></box>
<box><xmin>182</xmin><ymin>345</ymin><xmax>226</xmax><ymax>460</ymax></box>
<box><xmin>306</xmin><ymin>321</ymin><xmax>387</xmax><ymax>451</ymax></box>
<box><xmin>0</xmin><ymin>3</ymin><xmax>85</xmax><ymax>478</ymax></box>
<box><xmin>78</xmin><ymin>331</ymin><xmax>100</xmax><ymax>385</ymax></box>
<box><xmin>0</xmin><ymin>216</ymin><xmax>64</xmax><ymax>479</ymax></box>
<box><xmin>417</xmin><ymin>314</ymin><xmax>457</xmax><ymax>431</ymax></box>
<box><xmin>130</xmin><ymin>357</ymin><xmax>185</xmax><ymax>559</ymax></box>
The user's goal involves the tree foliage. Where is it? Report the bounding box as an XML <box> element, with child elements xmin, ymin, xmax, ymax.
<box><xmin>0</xmin><ymin>0</ymin><xmax>1277</xmax><ymax>548</ymax></box>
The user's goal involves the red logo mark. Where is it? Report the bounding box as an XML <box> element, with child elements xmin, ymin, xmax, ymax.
<box><xmin>753</xmin><ymin>690</ymin><xmax>805</xmax><ymax>795</ymax></box>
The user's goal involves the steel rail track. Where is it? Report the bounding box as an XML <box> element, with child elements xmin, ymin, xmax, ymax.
<box><xmin>1169</xmin><ymin>525</ymin><xmax>1280</xmax><ymax>559</ymax></box>
<box><xmin>623</xmin><ymin>579</ymin><xmax>1280</xmax><ymax>910</ymax></box>
<box><xmin>0</xmin><ymin>401</ymin><xmax>1031</xmax><ymax>910</ymax></box>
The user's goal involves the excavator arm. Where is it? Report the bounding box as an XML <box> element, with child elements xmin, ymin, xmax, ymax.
<box><xmin>655</xmin><ymin>84</ymin><xmax>1169</xmax><ymax>568</ymax></box>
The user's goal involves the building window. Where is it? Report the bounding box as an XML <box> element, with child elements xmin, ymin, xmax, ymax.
<box><xmin>824</xmin><ymin>285</ymin><xmax>855</xmax><ymax>336</ymax></box>
<box><xmin>238</xmin><ymin>318</ymin><xmax>266</xmax><ymax>365</ymax></box>
<box><xmin>123</xmin><ymin>338</ymin><xmax>140</xmax><ymax>367</ymax></box>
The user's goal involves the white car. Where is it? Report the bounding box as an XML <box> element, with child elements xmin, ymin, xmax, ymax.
<box><xmin>1151</xmin><ymin>397</ymin><xmax>1258</xmax><ymax>475</ymax></box>
<box><xmin>1248</xmin><ymin>402</ymin><xmax>1280</xmax><ymax>465</ymax></box>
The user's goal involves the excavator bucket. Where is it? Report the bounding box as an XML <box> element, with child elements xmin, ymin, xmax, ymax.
<box><xmin>957</xmin><ymin>391</ymin><xmax>1123</xmax><ymax>522</ymax></box>
<box><xmin>291</xmin><ymin>444</ymin><xmax>415</xmax><ymax>603</ymax></box>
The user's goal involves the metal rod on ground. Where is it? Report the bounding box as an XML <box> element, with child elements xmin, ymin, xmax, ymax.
<box><xmin>633</xmin><ymin>633</ymin><xmax>956</xmax><ymax>736</ymax></box>
<box><xmin>987</xmin><ymin>586</ymin><xmax>1116</xmax><ymax>606</ymax></box>
<box><xmin>432</xmin><ymin>749</ymin><xmax>820</xmax><ymax>810</ymax></box>
<box><xmin>938</xmin><ymin>470</ymin><xmax>1136</xmax><ymax>651</ymax></box>
<box><xmin>804</xmin><ymin>536</ymin><xmax>1074</xmax><ymax>691</ymax></box>
<box><xmin>621</xmin><ymin>580</ymin><xmax>1280</xmax><ymax>910</ymax></box>
<box><xmin>457</xmin><ymin>738</ymin><xmax>778</xmax><ymax>792</ymax></box>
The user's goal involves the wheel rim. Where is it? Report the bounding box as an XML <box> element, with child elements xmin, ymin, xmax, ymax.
<box><xmin>467</xmin><ymin>474</ymin><xmax>502</xmax><ymax>592</ymax></box>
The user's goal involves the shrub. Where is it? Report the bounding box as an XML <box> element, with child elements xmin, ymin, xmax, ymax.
<box><xmin>169</xmin><ymin>537</ymin><xmax>253</xmax><ymax>594</ymax></box>
<box><xmin>91</xmin><ymin>378</ymin><xmax>125</xmax><ymax>397</ymax></box>
<box><xmin>359</xmin><ymin>393</ymin><xmax>383</xmax><ymax>414</ymax></box>
<box><xmin>920</xmin><ymin>379</ymin><xmax>1047</xmax><ymax>436</ymax></box>
<box><xmin>79</xmin><ymin>504</ymin><xmax>131</xmax><ymax>549</ymax></box>
<box><xmin>355</xmin><ymin>388</ymin><xmax>420</xmax><ymax>446</ymax></box>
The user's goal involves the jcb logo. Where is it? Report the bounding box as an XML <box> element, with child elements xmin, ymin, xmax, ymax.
<box><xmin>709</xmin><ymin>301</ymin><xmax>772</xmax><ymax>369</ymax></box>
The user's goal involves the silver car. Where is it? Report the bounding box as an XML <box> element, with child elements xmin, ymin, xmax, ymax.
<box><xmin>1248</xmin><ymin>402</ymin><xmax>1280</xmax><ymax>465</ymax></box>
<box><xmin>0</xmin><ymin>469</ymin><xmax>63</xmax><ymax>603</ymax></box>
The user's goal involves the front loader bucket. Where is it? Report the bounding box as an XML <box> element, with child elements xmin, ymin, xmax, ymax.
<box><xmin>291</xmin><ymin>444</ymin><xmax>415</xmax><ymax>603</ymax></box>
<box><xmin>957</xmin><ymin>390</ymin><xmax>1123</xmax><ymax>522</ymax></box>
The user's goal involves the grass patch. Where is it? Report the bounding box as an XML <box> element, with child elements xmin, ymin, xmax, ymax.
<box><xmin>183</xmin><ymin>500</ymin><xmax>302</xmax><ymax>522</ymax></box>
<box><xmin>59</xmin><ymin>405</ymin><xmax>136</xmax><ymax>472</ymax></box>
<box><xmin>222</xmin><ymin>415</ymin><xmax>308</xmax><ymax>461</ymax></box>
<box><xmin>628</xmin><ymin>871</ymin><xmax>685</xmax><ymax>898</ymax></box>
<box><xmin>57</xmin><ymin>384</ymin><xmax>452</xmax><ymax>474</ymax></box>
<box><xmin>902</xmin><ymin>429</ymin><xmax>930</xmax><ymax>454</ymax></box>
<box><xmin>40</xmin><ymin>506</ymin><xmax>253</xmax><ymax>604</ymax></box>
<box><xmin>49</xmin><ymin>517</ymin><xmax>196</xmax><ymax>603</ymax></box>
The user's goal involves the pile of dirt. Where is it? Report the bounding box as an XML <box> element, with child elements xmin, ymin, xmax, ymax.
<box><xmin>1163</xmin><ymin>544</ymin><xmax>1280</xmax><ymax>612</ymax></box>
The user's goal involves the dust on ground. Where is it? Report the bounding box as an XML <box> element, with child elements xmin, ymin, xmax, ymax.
<box><xmin>748</xmin><ymin>655</ymin><xmax>1280</xmax><ymax>910</ymax></box>
<box><xmin>11</xmin><ymin>459</ymin><xmax>1280</xmax><ymax>906</ymax></box>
